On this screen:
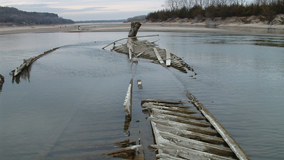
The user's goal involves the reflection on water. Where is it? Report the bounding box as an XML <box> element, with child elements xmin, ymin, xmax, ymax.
<box><xmin>0</xmin><ymin>32</ymin><xmax>284</xmax><ymax>160</ymax></box>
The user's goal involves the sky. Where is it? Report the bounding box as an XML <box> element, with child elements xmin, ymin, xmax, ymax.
<box><xmin>1</xmin><ymin>0</ymin><xmax>165</xmax><ymax>21</ymax></box>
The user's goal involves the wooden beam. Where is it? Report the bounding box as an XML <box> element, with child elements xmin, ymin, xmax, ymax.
<box><xmin>155</xmin><ymin>123</ymin><xmax>225</xmax><ymax>144</ymax></box>
<box><xmin>153</xmin><ymin>47</ymin><xmax>165</xmax><ymax>64</ymax></box>
<box><xmin>148</xmin><ymin>117</ymin><xmax>218</xmax><ymax>136</ymax></box>
<box><xmin>153</xmin><ymin>143</ymin><xmax>237</xmax><ymax>160</ymax></box>
<box><xmin>123</xmin><ymin>79</ymin><xmax>133</xmax><ymax>118</ymax></box>
<box><xmin>160</xmin><ymin>131</ymin><xmax>234</xmax><ymax>157</ymax></box>
<box><xmin>102</xmin><ymin>34</ymin><xmax>159</xmax><ymax>50</ymax></box>
<box><xmin>166</xmin><ymin>49</ymin><xmax>171</xmax><ymax>66</ymax></box>
<box><xmin>186</xmin><ymin>91</ymin><xmax>250</xmax><ymax>160</ymax></box>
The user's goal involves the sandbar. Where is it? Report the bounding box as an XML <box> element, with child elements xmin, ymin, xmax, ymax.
<box><xmin>0</xmin><ymin>22</ymin><xmax>284</xmax><ymax>35</ymax></box>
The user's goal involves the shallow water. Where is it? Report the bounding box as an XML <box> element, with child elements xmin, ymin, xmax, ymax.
<box><xmin>0</xmin><ymin>32</ymin><xmax>284</xmax><ymax>160</ymax></box>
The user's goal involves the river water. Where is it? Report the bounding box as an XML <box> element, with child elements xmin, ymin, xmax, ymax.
<box><xmin>0</xmin><ymin>31</ymin><xmax>283</xmax><ymax>160</ymax></box>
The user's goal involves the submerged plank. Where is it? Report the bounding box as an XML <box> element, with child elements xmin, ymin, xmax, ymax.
<box><xmin>143</xmin><ymin>102</ymin><xmax>198</xmax><ymax>114</ymax></box>
<box><xmin>153</xmin><ymin>143</ymin><xmax>237</xmax><ymax>160</ymax></box>
<box><xmin>152</xmin><ymin>113</ymin><xmax>211</xmax><ymax>127</ymax></box>
<box><xmin>155</xmin><ymin>123</ymin><xmax>225</xmax><ymax>144</ymax></box>
<box><xmin>160</xmin><ymin>131</ymin><xmax>234</xmax><ymax>157</ymax></box>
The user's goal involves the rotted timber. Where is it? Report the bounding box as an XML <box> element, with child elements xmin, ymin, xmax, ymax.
<box><xmin>141</xmin><ymin>100</ymin><xmax>250</xmax><ymax>160</ymax></box>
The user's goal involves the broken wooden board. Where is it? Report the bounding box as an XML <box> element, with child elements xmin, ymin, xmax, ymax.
<box><xmin>123</xmin><ymin>79</ymin><xmax>133</xmax><ymax>118</ymax></box>
<box><xmin>103</xmin><ymin>144</ymin><xmax>144</xmax><ymax>160</ymax></box>
<box><xmin>153</xmin><ymin>47</ymin><xmax>164</xmax><ymax>65</ymax></box>
<box><xmin>166</xmin><ymin>49</ymin><xmax>171</xmax><ymax>66</ymax></box>
<box><xmin>141</xmin><ymin>99</ymin><xmax>250</xmax><ymax>160</ymax></box>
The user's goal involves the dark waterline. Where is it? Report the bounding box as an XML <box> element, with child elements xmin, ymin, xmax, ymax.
<box><xmin>0</xmin><ymin>32</ymin><xmax>284</xmax><ymax>160</ymax></box>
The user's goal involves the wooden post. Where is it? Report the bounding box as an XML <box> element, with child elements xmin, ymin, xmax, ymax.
<box><xmin>128</xmin><ymin>22</ymin><xmax>141</xmax><ymax>37</ymax></box>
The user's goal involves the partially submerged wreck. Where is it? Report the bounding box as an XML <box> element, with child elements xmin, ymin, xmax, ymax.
<box><xmin>10</xmin><ymin>47</ymin><xmax>59</xmax><ymax>77</ymax></box>
<box><xmin>103</xmin><ymin>22</ymin><xmax>250</xmax><ymax>159</ymax></box>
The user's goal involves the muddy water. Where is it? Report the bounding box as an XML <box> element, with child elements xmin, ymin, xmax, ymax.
<box><xmin>0</xmin><ymin>32</ymin><xmax>284</xmax><ymax>160</ymax></box>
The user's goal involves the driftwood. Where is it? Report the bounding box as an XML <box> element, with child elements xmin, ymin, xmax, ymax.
<box><xmin>11</xmin><ymin>47</ymin><xmax>59</xmax><ymax>77</ymax></box>
<box><xmin>128</xmin><ymin>22</ymin><xmax>141</xmax><ymax>37</ymax></box>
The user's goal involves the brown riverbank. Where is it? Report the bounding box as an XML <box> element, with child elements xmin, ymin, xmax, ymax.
<box><xmin>0</xmin><ymin>22</ymin><xmax>283</xmax><ymax>35</ymax></box>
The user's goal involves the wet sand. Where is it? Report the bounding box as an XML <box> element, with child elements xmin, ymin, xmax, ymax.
<box><xmin>0</xmin><ymin>22</ymin><xmax>284</xmax><ymax>35</ymax></box>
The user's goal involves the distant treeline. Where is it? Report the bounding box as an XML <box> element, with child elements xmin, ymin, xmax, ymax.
<box><xmin>146</xmin><ymin>0</ymin><xmax>284</xmax><ymax>22</ymax></box>
<box><xmin>0</xmin><ymin>6</ymin><xmax>74</xmax><ymax>25</ymax></box>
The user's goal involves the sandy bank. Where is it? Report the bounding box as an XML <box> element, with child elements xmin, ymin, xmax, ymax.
<box><xmin>0</xmin><ymin>22</ymin><xmax>283</xmax><ymax>35</ymax></box>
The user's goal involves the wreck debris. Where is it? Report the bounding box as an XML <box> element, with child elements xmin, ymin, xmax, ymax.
<box><xmin>123</xmin><ymin>79</ymin><xmax>133</xmax><ymax>118</ymax></box>
<box><xmin>114</xmin><ymin>139</ymin><xmax>136</xmax><ymax>148</ymax></box>
<box><xmin>11</xmin><ymin>47</ymin><xmax>59</xmax><ymax>77</ymax></box>
<box><xmin>0</xmin><ymin>74</ymin><xmax>4</xmax><ymax>84</ymax></box>
<box><xmin>0</xmin><ymin>74</ymin><xmax>4</xmax><ymax>92</ymax></box>
<box><xmin>153</xmin><ymin>47</ymin><xmax>165</xmax><ymax>66</ymax></box>
<box><xmin>128</xmin><ymin>22</ymin><xmax>141</xmax><ymax>37</ymax></box>
<box><xmin>102</xmin><ymin>34</ymin><xmax>159</xmax><ymax>50</ymax></box>
<box><xmin>113</xmin><ymin>40</ymin><xmax>193</xmax><ymax>73</ymax></box>
<box><xmin>103</xmin><ymin>139</ymin><xmax>144</xmax><ymax>160</ymax></box>
<box><xmin>103</xmin><ymin>144</ymin><xmax>144</xmax><ymax>160</ymax></box>
<box><xmin>141</xmin><ymin>99</ymin><xmax>250</xmax><ymax>160</ymax></box>
<box><xmin>186</xmin><ymin>91</ymin><xmax>250</xmax><ymax>160</ymax></box>
<box><xmin>137</xmin><ymin>80</ymin><xmax>143</xmax><ymax>89</ymax></box>
<box><xmin>165</xmin><ymin>49</ymin><xmax>171</xmax><ymax>66</ymax></box>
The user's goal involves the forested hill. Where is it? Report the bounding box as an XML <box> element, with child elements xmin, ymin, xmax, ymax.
<box><xmin>0</xmin><ymin>6</ymin><xmax>74</xmax><ymax>25</ymax></box>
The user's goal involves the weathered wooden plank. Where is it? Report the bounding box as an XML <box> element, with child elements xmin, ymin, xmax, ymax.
<box><xmin>152</xmin><ymin>113</ymin><xmax>211</xmax><ymax>127</ymax></box>
<box><xmin>148</xmin><ymin>117</ymin><xmax>218</xmax><ymax>136</ymax></box>
<box><xmin>155</xmin><ymin>123</ymin><xmax>225</xmax><ymax>144</ymax></box>
<box><xmin>141</xmin><ymin>99</ymin><xmax>182</xmax><ymax>105</ymax></box>
<box><xmin>143</xmin><ymin>102</ymin><xmax>199</xmax><ymax>114</ymax></box>
<box><xmin>153</xmin><ymin>143</ymin><xmax>237</xmax><ymax>160</ymax></box>
<box><xmin>103</xmin><ymin>144</ymin><xmax>144</xmax><ymax>160</ymax></box>
<box><xmin>123</xmin><ymin>79</ymin><xmax>133</xmax><ymax>118</ymax></box>
<box><xmin>149</xmin><ymin>108</ymin><xmax>205</xmax><ymax>120</ymax></box>
<box><xmin>155</xmin><ymin>103</ymin><xmax>194</xmax><ymax>108</ymax></box>
<box><xmin>186</xmin><ymin>91</ymin><xmax>250</xmax><ymax>160</ymax></box>
<box><xmin>149</xmin><ymin>108</ymin><xmax>204</xmax><ymax>119</ymax></box>
<box><xmin>153</xmin><ymin>47</ymin><xmax>164</xmax><ymax>64</ymax></box>
<box><xmin>160</xmin><ymin>131</ymin><xmax>234</xmax><ymax>157</ymax></box>
<box><xmin>156</xmin><ymin>153</ymin><xmax>184</xmax><ymax>160</ymax></box>
<box><xmin>194</xmin><ymin>102</ymin><xmax>250</xmax><ymax>160</ymax></box>
<box><xmin>166</xmin><ymin>49</ymin><xmax>171</xmax><ymax>66</ymax></box>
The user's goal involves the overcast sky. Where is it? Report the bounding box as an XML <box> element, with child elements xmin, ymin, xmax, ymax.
<box><xmin>1</xmin><ymin>0</ymin><xmax>165</xmax><ymax>21</ymax></box>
